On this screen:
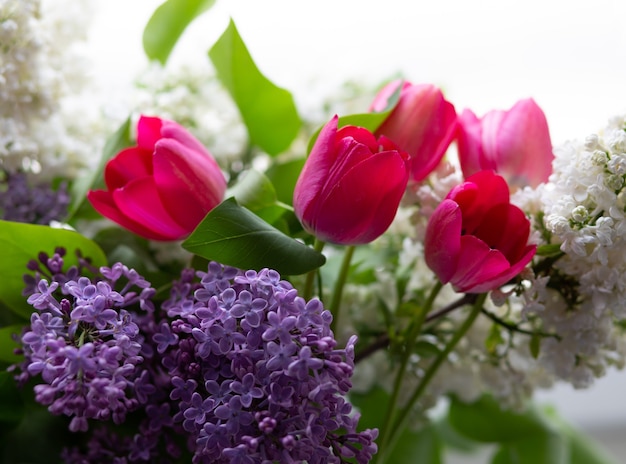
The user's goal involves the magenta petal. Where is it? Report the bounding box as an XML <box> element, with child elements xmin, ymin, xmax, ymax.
<box><xmin>293</xmin><ymin>116</ymin><xmax>339</xmax><ymax>223</ymax></box>
<box><xmin>104</xmin><ymin>147</ymin><xmax>153</xmax><ymax>190</ymax></box>
<box><xmin>153</xmin><ymin>138</ymin><xmax>226</xmax><ymax>231</ymax></box>
<box><xmin>424</xmin><ymin>199</ymin><xmax>462</xmax><ymax>284</ymax></box>
<box><xmin>112</xmin><ymin>177</ymin><xmax>190</xmax><ymax>240</ymax></box>
<box><xmin>310</xmin><ymin>149</ymin><xmax>409</xmax><ymax>244</ymax></box>
<box><xmin>457</xmin><ymin>108</ymin><xmax>494</xmax><ymax>177</ymax></box>
<box><xmin>466</xmin><ymin>244</ymin><xmax>537</xmax><ymax>293</ymax></box>
<box><xmin>450</xmin><ymin>235</ymin><xmax>511</xmax><ymax>293</ymax></box>
<box><xmin>87</xmin><ymin>189</ymin><xmax>175</xmax><ymax>241</ymax></box>
<box><xmin>136</xmin><ymin>115</ymin><xmax>163</xmax><ymax>151</ymax></box>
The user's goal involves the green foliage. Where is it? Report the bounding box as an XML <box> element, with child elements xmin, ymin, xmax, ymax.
<box><xmin>448</xmin><ymin>395</ymin><xmax>617</xmax><ymax>464</ymax></box>
<box><xmin>209</xmin><ymin>20</ymin><xmax>301</xmax><ymax>156</ymax></box>
<box><xmin>0</xmin><ymin>325</ymin><xmax>22</xmax><ymax>364</ymax></box>
<box><xmin>67</xmin><ymin>118</ymin><xmax>133</xmax><ymax>222</ymax></box>
<box><xmin>227</xmin><ymin>169</ymin><xmax>292</xmax><ymax>226</ymax></box>
<box><xmin>143</xmin><ymin>0</ymin><xmax>216</xmax><ymax>65</ymax></box>
<box><xmin>0</xmin><ymin>372</ymin><xmax>23</xmax><ymax>425</ymax></box>
<box><xmin>182</xmin><ymin>198</ymin><xmax>325</xmax><ymax>275</ymax></box>
<box><xmin>0</xmin><ymin>220</ymin><xmax>107</xmax><ymax>318</ymax></box>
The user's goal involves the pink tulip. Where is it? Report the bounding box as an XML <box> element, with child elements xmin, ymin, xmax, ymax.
<box><xmin>424</xmin><ymin>170</ymin><xmax>536</xmax><ymax>293</ymax></box>
<box><xmin>294</xmin><ymin>115</ymin><xmax>409</xmax><ymax>245</ymax></box>
<box><xmin>370</xmin><ymin>80</ymin><xmax>457</xmax><ymax>182</ymax></box>
<box><xmin>456</xmin><ymin>98</ymin><xmax>554</xmax><ymax>188</ymax></box>
<box><xmin>88</xmin><ymin>116</ymin><xmax>227</xmax><ymax>241</ymax></box>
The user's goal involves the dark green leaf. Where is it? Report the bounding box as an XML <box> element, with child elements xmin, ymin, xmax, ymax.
<box><xmin>227</xmin><ymin>170</ymin><xmax>292</xmax><ymax>226</ymax></box>
<box><xmin>0</xmin><ymin>221</ymin><xmax>107</xmax><ymax>317</ymax></box>
<box><xmin>0</xmin><ymin>371</ymin><xmax>24</xmax><ymax>424</ymax></box>
<box><xmin>182</xmin><ymin>198</ymin><xmax>325</xmax><ymax>275</ymax></box>
<box><xmin>448</xmin><ymin>395</ymin><xmax>544</xmax><ymax>443</ymax></box>
<box><xmin>389</xmin><ymin>423</ymin><xmax>443</xmax><ymax>464</ymax></box>
<box><xmin>0</xmin><ymin>325</ymin><xmax>22</xmax><ymax>364</ymax></box>
<box><xmin>209</xmin><ymin>20</ymin><xmax>301</xmax><ymax>155</ymax></box>
<box><xmin>143</xmin><ymin>0</ymin><xmax>216</xmax><ymax>65</ymax></box>
<box><xmin>491</xmin><ymin>430</ymin><xmax>568</xmax><ymax>464</ymax></box>
<box><xmin>67</xmin><ymin>118</ymin><xmax>132</xmax><ymax>221</ymax></box>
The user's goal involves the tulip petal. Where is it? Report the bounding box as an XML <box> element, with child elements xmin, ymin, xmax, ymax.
<box><xmin>457</xmin><ymin>109</ymin><xmax>495</xmax><ymax>177</ymax></box>
<box><xmin>294</xmin><ymin>116</ymin><xmax>339</xmax><ymax>223</ymax></box>
<box><xmin>87</xmin><ymin>189</ymin><xmax>177</xmax><ymax>241</ymax></box>
<box><xmin>451</xmin><ymin>235</ymin><xmax>511</xmax><ymax>293</ymax></box>
<box><xmin>424</xmin><ymin>199</ymin><xmax>462</xmax><ymax>284</ymax></box>
<box><xmin>473</xmin><ymin>203</ymin><xmax>531</xmax><ymax>263</ymax></box>
<box><xmin>449</xmin><ymin>171</ymin><xmax>510</xmax><ymax>234</ymax></box>
<box><xmin>136</xmin><ymin>115</ymin><xmax>163</xmax><ymax>151</ymax></box>
<box><xmin>465</xmin><ymin>244</ymin><xmax>537</xmax><ymax>294</ymax></box>
<box><xmin>311</xmin><ymin>149</ymin><xmax>409</xmax><ymax>244</ymax></box>
<box><xmin>153</xmin><ymin>138</ymin><xmax>227</xmax><ymax>231</ymax></box>
<box><xmin>112</xmin><ymin>177</ymin><xmax>190</xmax><ymax>240</ymax></box>
<box><xmin>104</xmin><ymin>147</ymin><xmax>153</xmax><ymax>190</ymax></box>
<box><xmin>493</xmin><ymin>98</ymin><xmax>553</xmax><ymax>187</ymax></box>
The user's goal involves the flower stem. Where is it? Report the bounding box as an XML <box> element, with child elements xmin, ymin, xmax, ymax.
<box><xmin>375</xmin><ymin>281</ymin><xmax>443</xmax><ymax>462</ymax></box>
<box><xmin>329</xmin><ymin>245</ymin><xmax>355</xmax><ymax>334</ymax></box>
<box><xmin>303</xmin><ymin>239</ymin><xmax>325</xmax><ymax>300</ymax></box>
<box><xmin>383</xmin><ymin>292</ymin><xmax>487</xmax><ymax>460</ymax></box>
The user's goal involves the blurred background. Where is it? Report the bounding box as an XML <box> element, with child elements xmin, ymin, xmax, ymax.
<box><xmin>88</xmin><ymin>1</ymin><xmax>626</xmax><ymax>461</ymax></box>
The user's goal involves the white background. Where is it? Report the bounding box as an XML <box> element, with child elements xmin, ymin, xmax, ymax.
<box><xmin>88</xmin><ymin>0</ymin><xmax>626</xmax><ymax>454</ymax></box>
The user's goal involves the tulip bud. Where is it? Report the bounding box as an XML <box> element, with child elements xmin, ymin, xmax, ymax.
<box><xmin>370</xmin><ymin>80</ymin><xmax>457</xmax><ymax>182</ymax></box>
<box><xmin>456</xmin><ymin>98</ymin><xmax>554</xmax><ymax>189</ymax></box>
<box><xmin>293</xmin><ymin>115</ymin><xmax>409</xmax><ymax>245</ymax></box>
<box><xmin>424</xmin><ymin>170</ymin><xmax>536</xmax><ymax>293</ymax></box>
<box><xmin>88</xmin><ymin>116</ymin><xmax>227</xmax><ymax>241</ymax></box>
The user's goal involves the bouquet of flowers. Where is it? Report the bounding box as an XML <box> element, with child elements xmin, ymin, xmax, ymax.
<box><xmin>0</xmin><ymin>1</ymin><xmax>623</xmax><ymax>463</ymax></box>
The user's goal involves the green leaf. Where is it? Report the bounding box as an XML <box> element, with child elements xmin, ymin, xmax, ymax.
<box><xmin>182</xmin><ymin>198</ymin><xmax>325</xmax><ymax>275</ymax></box>
<box><xmin>530</xmin><ymin>332</ymin><xmax>541</xmax><ymax>359</ymax></box>
<box><xmin>67</xmin><ymin>118</ymin><xmax>132</xmax><ymax>221</ymax></box>
<box><xmin>227</xmin><ymin>169</ymin><xmax>292</xmax><ymax>226</ymax></box>
<box><xmin>209</xmin><ymin>20</ymin><xmax>301</xmax><ymax>155</ymax></box>
<box><xmin>0</xmin><ymin>221</ymin><xmax>107</xmax><ymax>317</ymax></box>
<box><xmin>448</xmin><ymin>395</ymin><xmax>544</xmax><ymax>443</ymax></box>
<box><xmin>265</xmin><ymin>157</ymin><xmax>305</xmax><ymax>206</ymax></box>
<box><xmin>0</xmin><ymin>371</ymin><xmax>24</xmax><ymax>424</ymax></box>
<box><xmin>542</xmin><ymin>406</ymin><xmax>618</xmax><ymax>464</ymax></box>
<box><xmin>0</xmin><ymin>325</ymin><xmax>22</xmax><ymax>364</ymax></box>
<box><xmin>491</xmin><ymin>430</ymin><xmax>568</xmax><ymax>464</ymax></box>
<box><xmin>143</xmin><ymin>0</ymin><xmax>216</xmax><ymax>65</ymax></box>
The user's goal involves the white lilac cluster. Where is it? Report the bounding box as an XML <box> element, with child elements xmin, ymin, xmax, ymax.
<box><xmin>529</xmin><ymin>115</ymin><xmax>626</xmax><ymax>387</ymax></box>
<box><xmin>132</xmin><ymin>64</ymin><xmax>248</xmax><ymax>170</ymax></box>
<box><xmin>346</xmin><ymin>118</ymin><xmax>626</xmax><ymax>414</ymax></box>
<box><xmin>0</xmin><ymin>0</ymin><xmax>99</xmax><ymax>179</ymax></box>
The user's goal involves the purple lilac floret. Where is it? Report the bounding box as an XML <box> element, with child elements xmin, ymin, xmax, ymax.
<box><xmin>0</xmin><ymin>170</ymin><xmax>70</xmax><ymax>224</ymax></box>
<box><xmin>158</xmin><ymin>261</ymin><xmax>378</xmax><ymax>463</ymax></box>
<box><xmin>16</xmin><ymin>249</ymin><xmax>157</xmax><ymax>433</ymax></box>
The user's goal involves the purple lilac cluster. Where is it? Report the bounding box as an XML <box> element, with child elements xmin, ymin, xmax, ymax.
<box><xmin>16</xmin><ymin>249</ymin><xmax>157</xmax><ymax>433</ymax></box>
<box><xmin>0</xmin><ymin>170</ymin><xmax>70</xmax><ymax>224</ymax></box>
<box><xmin>158</xmin><ymin>262</ymin><xmax>378</xmax><ymax>463</ymax></box>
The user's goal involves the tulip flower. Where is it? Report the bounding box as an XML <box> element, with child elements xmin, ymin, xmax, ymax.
<box><xmin>293</xmin><ymin>115</ymin><xmax>409</xmax><ymax>245</ymax></box>
<box><xmin>456</xmin><ymin>98</ymin><xmax>554</xmax><ymax>189</ymax></box>
<box><xmin>370</xmin><ymin>80</ymin><xmax>457</xmax><ymax>182</ymax></box>
<box><xmin>88</xmin><ymin>115</ymin><xmax>227</xmax><ymax>241</ymax></box>
<box><xmin>424</xmin><ymin>170</ymin><xmax>536</xmax><ymax>293</ymax></box>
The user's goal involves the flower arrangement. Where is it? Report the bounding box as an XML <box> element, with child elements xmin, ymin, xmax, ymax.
<box><xmin>0</xmin><ymin>1</ymin><xmax>624</xmax><ymax>463</ymax></box>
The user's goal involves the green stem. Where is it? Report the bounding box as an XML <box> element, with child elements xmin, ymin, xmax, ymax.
<box><xmin>374</xmin><ymin>281</ymin><xmax>443</xmax><ymax>462</ymax></box>
<box><xmin>329</xmin><ymin>245</ymin><xmax>355</xmax><ymax>334</ymax></box>
<box><xmin>303</xmin><ymin>239</ymin><xmax>325</xmax><ymax>300</ymax></box>
<box><xmin>383</xmin><ymin>292</ymin><xmax>487</xmax><ymax>460</ymax></box>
